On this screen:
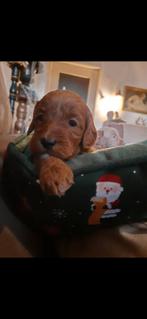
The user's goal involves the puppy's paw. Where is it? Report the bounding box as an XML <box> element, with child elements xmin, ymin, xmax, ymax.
<box><xmin>39</xmin><ymin>156</ymin><xmax>74</xmax><ymax>197</ymax></box>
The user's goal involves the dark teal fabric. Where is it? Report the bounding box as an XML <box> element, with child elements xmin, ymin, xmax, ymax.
<box><xmin>2</xmin><ymin>134</ymin><xmax>147</xmax><ymax>236</ymax></box>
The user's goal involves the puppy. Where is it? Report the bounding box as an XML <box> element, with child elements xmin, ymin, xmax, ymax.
<box><xmin>28</xmin><ymin>90</ymin><xmax>97</xmax><ymax>197</ymax></box>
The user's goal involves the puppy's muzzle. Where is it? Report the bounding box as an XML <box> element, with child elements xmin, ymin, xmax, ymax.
<box><xmin>40</xmin><ymin>138</ymin><xmax>57</xmax><ymax>149</ymax></box>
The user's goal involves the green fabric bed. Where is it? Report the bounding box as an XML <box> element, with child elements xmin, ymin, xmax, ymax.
<box><xmin>2</xmin><ymin>133</ymin><xmax>147</xmax><ymax>236</ymax></box>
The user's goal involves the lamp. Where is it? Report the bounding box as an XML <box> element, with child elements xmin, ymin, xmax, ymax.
<box><xmin>99</xmin><ymin>90</ymin><xmax>104</xmax><ymax>99</ymax></box>
<box><xmin>97</xmin><ymin>87</ymin><xmax>124</xmax><ymax>119</ymax></box>
<box><xmin>115</xmin><ymin>89</ymin><xmax>121</xmax><ymax>96</ymax></box>
<box><xmin>113</xmin><ymin>88</ymin><xmax>123</xmax><ymax>112</ymax></box>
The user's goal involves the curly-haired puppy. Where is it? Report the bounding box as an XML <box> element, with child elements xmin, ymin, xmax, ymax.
<box><xmin>28</xmin><ymin>90</ymin><xmax>97</xmax><ymax>197</ymax></box>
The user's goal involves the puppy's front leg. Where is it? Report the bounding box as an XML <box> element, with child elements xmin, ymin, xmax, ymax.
<box><xmin>36</xmin><ymin>156</ymin><xmax>74</xmax><ymax>197</ymax></box>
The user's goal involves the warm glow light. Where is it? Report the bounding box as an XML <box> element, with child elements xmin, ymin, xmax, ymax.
<box><xmin>98</xmin><ymin>95</ymin><xmax>123</xmax><ymax>118</ymax></box>
<box><xmin>113</xmin><ymin>95</ymin><xmax>123</xmax><ymax>112</ymax></box>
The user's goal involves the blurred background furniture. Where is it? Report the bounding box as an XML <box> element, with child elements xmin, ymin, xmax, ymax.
<box><xmin>96</xmin><ymin>122</ymin><xmax>147</xmax><ymax>149</ymax></box>
<box><xmin>8</xmin><ymin>61</ymin><xmax>42</xmax><ymax>134</ymax></box>
<box><xmin>123</xmin><ymin>123</ymin><xmax>147</xmax><ymax>144</ymax></box>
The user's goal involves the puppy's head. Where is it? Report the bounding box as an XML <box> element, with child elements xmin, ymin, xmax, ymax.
<box><xmin>28</xmin><ymin>90</ymin><xmax>97</xmax><ymax>160</ymax></box>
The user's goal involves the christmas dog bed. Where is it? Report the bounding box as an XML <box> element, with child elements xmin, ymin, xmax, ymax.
<box><xmin>2</xmin><ymin>133</ymin><xmax>147</xmax><ymax>236</ymax></box>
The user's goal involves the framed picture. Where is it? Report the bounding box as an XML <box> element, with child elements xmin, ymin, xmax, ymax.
<box><xmin>123</xmin><ymin>85</ymin><xmax>147</xmax><ymax>114</ymax></box>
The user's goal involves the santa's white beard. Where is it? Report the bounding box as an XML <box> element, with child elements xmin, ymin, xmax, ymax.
<box><xmin>96</xmin><ymin>190</ymin><xmax>122</xmax><ymax>205</ymax></box>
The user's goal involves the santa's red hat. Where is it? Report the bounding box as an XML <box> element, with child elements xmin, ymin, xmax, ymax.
<box><xmin>97</xmin><ymin>174</ymin><xmax>122</xmax><ymax>185</ymax></box>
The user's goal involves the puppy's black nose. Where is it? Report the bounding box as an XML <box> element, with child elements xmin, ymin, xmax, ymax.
<box><xmin>40</xmin><ymin>138</ymin><xmax>56</xmax><ymax>149</ymax></box>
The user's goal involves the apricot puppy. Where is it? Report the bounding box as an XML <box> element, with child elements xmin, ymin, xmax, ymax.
<box><xmin>28</xmin><ymin>90</ymin><xmax>97</xmax><ymax>197</ymax></box>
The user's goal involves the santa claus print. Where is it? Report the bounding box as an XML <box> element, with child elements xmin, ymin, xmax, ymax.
<box><xmin>95</xmin><ymin>174</ymin><xmax>124</xmax><ymax>209</ymax></box>
<box><xmin>89</xmin><ymin>174</ymin><xmax>124</xmax><ymax>223</ymax></box>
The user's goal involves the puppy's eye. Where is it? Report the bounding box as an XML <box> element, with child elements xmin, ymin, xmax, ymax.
<box><xmin>36</xmin><ymin>114</ymin><xmax>44</xmax><ymax>122</ymax></box>
<box><xmin>69</xmin><ymin>119</ymin><xmax>77</xmax><ymax>127</ymax></box>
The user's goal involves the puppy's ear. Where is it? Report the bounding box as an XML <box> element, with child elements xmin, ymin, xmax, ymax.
<box><xmin>27</xmin><ymin>101</ymin><xmax>40</xmax><ymax>135</ymax></box>
<box><xmin>27</xmin><ymin>119</ymin><xmax>35</xmax><ymax>135</ymax></box>
<box><xmin>82</xmin><ymin>107</ymin><xmax>97</xmax><ymax>150</ymax></box>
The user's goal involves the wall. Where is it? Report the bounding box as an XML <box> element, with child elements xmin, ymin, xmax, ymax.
<box><xmin>79</xmin><ymin>62</ymin><xmax>147</xmax><ymax>128</ymax></box>
<box><xmin>0</xmin><ymin>63</ymin><xmax>12</xmax><ymax>134</ymax></box>
<box><xmin>2</xmin><ymin>61</ymin><xmax>147</xmax><ymax>130</ymax></box>
<box><xmin>35</xmin><ymin>61</ymin><xmax>147</xmax><ymax>129</ymax></box>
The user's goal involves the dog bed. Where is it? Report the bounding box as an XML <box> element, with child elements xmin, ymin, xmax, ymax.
<box><xmin>2</xmin><ymin>133</ymin><xmax>147</xmax><ymax>236</ymax></box>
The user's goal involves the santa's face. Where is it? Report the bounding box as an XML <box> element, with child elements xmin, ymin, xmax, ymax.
<box><xmin>96</xmin><ymin>181</ymin><xmax>123</xmax><ymax>204</ymax></box>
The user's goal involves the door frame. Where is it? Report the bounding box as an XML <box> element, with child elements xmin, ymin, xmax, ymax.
<box><xmin>45</xmin><ymin>62</ymin><xmax>101</xmax><ymax>113</ymax></box>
